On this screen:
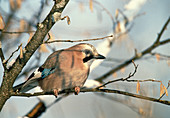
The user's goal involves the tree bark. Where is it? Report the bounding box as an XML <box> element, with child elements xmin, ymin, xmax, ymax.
<box><xmin>0</xmin><ymin>0</ymin><xmax>69</xmax><ymax>111</ymax></box>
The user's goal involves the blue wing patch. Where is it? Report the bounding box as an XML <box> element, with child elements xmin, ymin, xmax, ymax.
<box><xmin>41</xmin><ymin>68</ymin><xmax>55</xmax><ymax>79</ymax></box>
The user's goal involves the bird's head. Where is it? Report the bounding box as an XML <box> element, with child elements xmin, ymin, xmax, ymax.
<box><xmin>69</xmin><ymin>43</ymin><xmax>105</xmax><ymax>66</ymax></box>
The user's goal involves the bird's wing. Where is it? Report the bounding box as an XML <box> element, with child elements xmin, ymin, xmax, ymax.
<box><xmin>20</xmin><ymin>50</ymin><xmax>63</xmax><ymax>92</ymax></box>
<box><xmin>20</xmin><ymin>67</ymin><xmax>43</xmax><ymax>92</ymax></box>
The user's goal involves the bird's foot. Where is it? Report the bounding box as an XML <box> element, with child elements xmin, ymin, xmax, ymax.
<box><xmin>74</xmin><ymin>86</ymin><xmax>80</xmax><ymax>95</ymax></box>
<box><xmin>53</xmin><ymin>89</ymin><xmax>58</xmax><ymax>98</ymax></box>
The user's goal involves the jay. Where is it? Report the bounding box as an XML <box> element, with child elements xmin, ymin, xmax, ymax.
<box><xmin>13</xmin><ymin>43</ymin><xmax>105</xmax><ymax>96</ymax></box>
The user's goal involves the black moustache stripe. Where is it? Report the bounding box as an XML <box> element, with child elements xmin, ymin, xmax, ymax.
<box><xmin>83</xmin><ymin>55</ymin><xmax>94</xmax><ymax>63</ymax></box>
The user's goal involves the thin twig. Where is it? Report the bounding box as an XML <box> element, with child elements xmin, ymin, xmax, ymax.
<box><xmin>95</xmin><ymin>17</ymin><xmax>170</xmax><ymax>82</ymax></box>
<box><xmin>46</xmin><ymin>33</ymin><xmax>51</xmax><ymax>42</ymax></box>
<box><xmin>126</xmin><ymin>79</ymin><xmax>161</xmax><ymax>82</ymax></box>
<box><xmin>0</xmin><ymin>29</ymin><xmax>35</xmax><ymax>34</ymax></box>
<box><xmin>150</xmin><ymin>52</ymin><xmax>170</xmax><ymax>60</ymax></box>
<box><xmin>5</xmin><ymin>44</ymin><xmax>22</xmax><ymax>65</ymax></box>
<box><xmin>96</xmin><ymin>60</ymin><xmax>138</xmax><ymax>89</ymax></box>
<box><xmin>44</xmin><ymin>35</ymin><xmax>113</xmax><ymax>43</ymax></box>
<box><xmin>0</xmin><ymin>41</ymin><xmax>6</xmax><ymax>69</ymax></box>
<box><xmin>93</xmin><ymin>0</ymin><xmax>114</xmax><ymax>23</ymax></box>
<box><xmin>155</xmin><ymin>16</ymin><xmax>170</xmax><ymax>43</ymax></box>
<box><xmin>11</xmin><ymin>88</ymin><xmax>170</xmax><ymax>106</ymax></box>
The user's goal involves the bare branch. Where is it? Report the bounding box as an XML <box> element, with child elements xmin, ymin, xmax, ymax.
<box><xmin>95</xmin><ymin>17</ymin><xmax>170</xmax><ymax>82</ymax></box>
<box><xmin>0</xmin><ymin>0</ymin><xmax>70</xmax><ymax>111</ymax></box>
<box><xmin>96</xmin><ymin>60</ymin><xmax>138</xmax><ymax>89</ymax></box>
<box><xmin>4</xmin><ymin>44</ymin><xmax>22</xmax><ymax>65</ymax></box>
<box><xmin>11</xmin><ymin>88</ymin><xmax>170</xmax><ymax>106</ymax></box>
<box><xmin>155</xmin><ymin>16</ymin><xmax>170</xmax><ymax>43</ymax></box>
<box><xmin>93</xmin><ymin>0</ymin><xmax>114</xmax><ymax>23</ymax></box>
<box><xmin>0</xmin><ymin>41</ymin><xmax>6</xmax><ymax>69</ymax></box>
<box><xmin>126</xmin><ymin>78</ymin><xmax>161</xmax><ymax>82</ymax></box>
<box><xmin>25</xmin><ymin>101</ymin><xmax>46</xmax><ymax>118</ymax></box>
<box><xmin>44</xmin><ymin>35</ymin><xmax>113</xmax><ymax>43</ymax></box>
<box><xmin>150</xmin><ymin>52</ymin><xmax>170</xmax><ymax>60</ymax></box>
<box><xmin>22</xmin><ymin>93</ymin><xmax>68</xmax><ymax>118</ymax></box>
<box><xmin>0</xmin><ymin>29</ymin><xmax>35</xmax><ymax>34</ymax></box>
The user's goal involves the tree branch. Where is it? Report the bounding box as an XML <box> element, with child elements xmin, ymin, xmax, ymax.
<box><xmin>96</xmin><ymin>60</ymin><xmax>138</xmax><ymax>89</ymax></box>
<box><xmin>0</xmin><ymin>29</ymin><xmax>35</xmax><ymax>34</ymax></box>
<box><xmin>95</xmin><ymin>17</ymin><xmax>170</xmax><ymax>82</ymax></box>
<box><xmin>0</xmin><ymin>0</ymin><xmax>70</xmax><ymax>111</ymax></box>
<box><xmin>0</xmin><ymin>41</ymin><xmax>6</xmax><ymax>70</ymax></box>
<box><xmin>155</xmin><ymin>16</ymin><xmax>170</xmax><ymax>43</ymax></box>
<box><xmin>4</xmin><ymin>44</ymin><xmax>22</xmax><ymax>66</ymax></box>
<box><xmin>11</xmin><ymin>88</ymin><xmax>170</xmax><ymax>106</ymax></box>
<box><xmin>44</xmin><ymin>35</ymin><xmax>113</xmax><ymax>43</ymax></box>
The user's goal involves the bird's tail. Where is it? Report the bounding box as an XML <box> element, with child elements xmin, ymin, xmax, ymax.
<box><xmin>13</xmin><ymin>82</ymin><xmax>26</xmax><ymax>92</ymax></box>
<box><xmin>13</xmin><ymin>80</ymin><xmax>39</xmax><ymax>92</ymax></box>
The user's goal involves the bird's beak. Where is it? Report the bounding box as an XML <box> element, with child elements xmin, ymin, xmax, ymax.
<box><xmin>94</xmin><ymin>54</ymin><xmax>105</xmax><ymax>59</ymax></box>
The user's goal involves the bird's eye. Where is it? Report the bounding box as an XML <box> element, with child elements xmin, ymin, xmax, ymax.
<box><xmin>84</xmin><ymin>49</ymin><xmax>91</xmax><ymax>55</ymax></box>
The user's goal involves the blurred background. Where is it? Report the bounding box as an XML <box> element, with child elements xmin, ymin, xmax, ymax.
<box><xmin>0</xmin><ymin>0</ymin><xmax>170</xmax><ymax>118</ymax></box>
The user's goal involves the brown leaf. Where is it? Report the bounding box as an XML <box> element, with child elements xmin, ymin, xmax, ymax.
<box><xmin>115</xmin><ymin>9</ymin><xmax>119</xmax><ymax>19</ymax></box>
<box><xmin>163</xmin><ymin>85</ymin><xmax>168</xmax><ymax>96</ymax></box>
<box><xmin>20</xmin><ymin>44</ymin><xmax>23</xmax><ymax>59</ymax></box>
<box><xmin>167</xmin><ymin>60</ymin><xmax>170</xmax><ymax>67</ymax></box>
<box><xmin>115</xmin><ymin>21</ymin><xmax>121</xmax><ymax>33</ymax></box>
<box><xmin>160</xmin><ymin>82</ymin><xmax>164</xmax><ymax>97</ymax></box>
<box><xmin>89</xmin><ymin>0</ymin><xmax>93</xmax><ymax>12</ymax></box>
<box><xmin>0</xmin><ymin>14</ymin><xmax>5</xmax><ymax>29</ymax></box>
<box><xmin>120</xmin><ymin>67</ymin><xmax>125</xmax><ymax>73</ymax></box>
<box><xmin>155</xmin><ymin>53</ymin><xmax>160</xmax><ymax>62</ymax></box>
<box><xmin>112</xmin><ymin>72</ymin><xmax>117</xmax><ymax>78</ymax></box>
<box><xmin>66</xmin><ymin>16</ymin><xmax>71</xmax><ymax>25</ymax></box>
<box><xmin>9</xmin><ymin>0</ymin><xmax>15</xmax><ymax>10</ymax></box>
<box><xmin>20</xmin><ymin>19</ymin><xmax>26</xmax><ymax>31</ymax></box>
<box><xmin>139</xmin><ymin>108</ymin><xmax>144</xmax><ymax>115</ymax></box>
<box><xmin>136</xmin><ymin>81</ymin><xmax>140</xmax><ymax>93</ymax></box>
<box><xmin>16</xmin><ymin>0</ymin><xmax>22</xmax><ymax>8</ymax></box>
<box><xmin>39</xmin><ymin>44</ymin><xmax>49</xmax><ymax>53</ymax></box>
<box><xmin>27</xmin><ymin>32</ymin><xmax>34</xmax><ymax>43</ymax></box>
<box><xmin>79</xmin><ymin>2</ymin><xmax>84</xmax><ymax>12</ymax></box>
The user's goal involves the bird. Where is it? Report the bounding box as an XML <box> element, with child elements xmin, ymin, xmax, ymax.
<box><xmin>13</xmin><ymin>43</ymin><xmax>105</xmax><ymax>96</ymax></box>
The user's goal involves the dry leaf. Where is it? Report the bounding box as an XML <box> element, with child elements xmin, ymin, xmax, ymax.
<box><xmin>39</xmin><ymin>44</ymin><xmax>49</xmax><ymax>53</ymax></box>
<box><xmin>160</xmin><ymin>82</ymin><xmax>164</xmax><ymax>97</ymax></box>
<box><xmin>20</xmin><ymin>44</ymin><xmax>23</xmax><ymax>59</ymax></box>
<box><xmin>167</xmin><ymin>60</ymin><xmax>170</xmax><ymax>67</ymax></box>
<box><xmin>155</xmin><ymin>53</ymin><xmax>160</xmax><ymax>62</ymax></box>
<box><xmin>115</xmin><ymin>9</ymin><xmax>119</xmax><ymax>19</ymax></box>
<box><xmin>16</xmin><ymin>0</ymin><xmax>22</xmax><ymax>8</ymax></box>
<box><xmin>115</xmin><ymin>21</ymin><xmax>121</xmax><ymax>33</ymax></box>
<box><xmin>136</xmin><ymin>81</ymin><xmax>140</xmax><ymax>93</ymax></box>
<box><xmin>9</xmin><ymin>0</ymin><xmax>15</xmax><ymax>10</ymax></box>
<box><xmin>79</xmin><ymin>2</ymin><xmax>84</xmax><ymax>12</ymax></box>
<box><xmin>66</xmin><ymin>16</ymin><xmax>71</xmax><ymax>25</ymax></box>
<box><xmin>20</xmin><ymin>19</ymin><xmax>26</xmax><ymax>31</ymax></box>
<box><xmin>163</xmin><ymin>85</ymin><xmax>168</xmax><ymax>96</ymax></box>
<box><xmin>112</xmin><ymin>72</ymin><xmax>117</xmax><ymax>78</ymax></box>
<box><xmin>139</xmin><ymin>108</ymin><xmax>144</xmax><ymax>115</ymax></box>
<box><xmin>27</xmin><ymin>32</ymin><xmax>33</xmax><ymax>43</ymax></box>
<box><xmin>0</xmin><ymin>14</ymin><xmax>5</xmax><ymax>29</ymax></box>
<box><xmin>120</xmin><ymin>67</ymin><xmax>125</xmax><ymax>73</ymax></box>
<box><xmin>89</xmin><ymin>0</ymin><xmax>93</xmax><ymax>12</ymax></box>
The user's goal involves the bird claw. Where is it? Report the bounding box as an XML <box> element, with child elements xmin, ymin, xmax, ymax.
<box><xmin>74</xmin><ymin>86</ymin><xmax>80</xmax><ymax>95</ymax></box>
<box><xmin>53</xmin><ymin>89</ymin><xmax>58</xmax><ymax>98</ymax></box>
